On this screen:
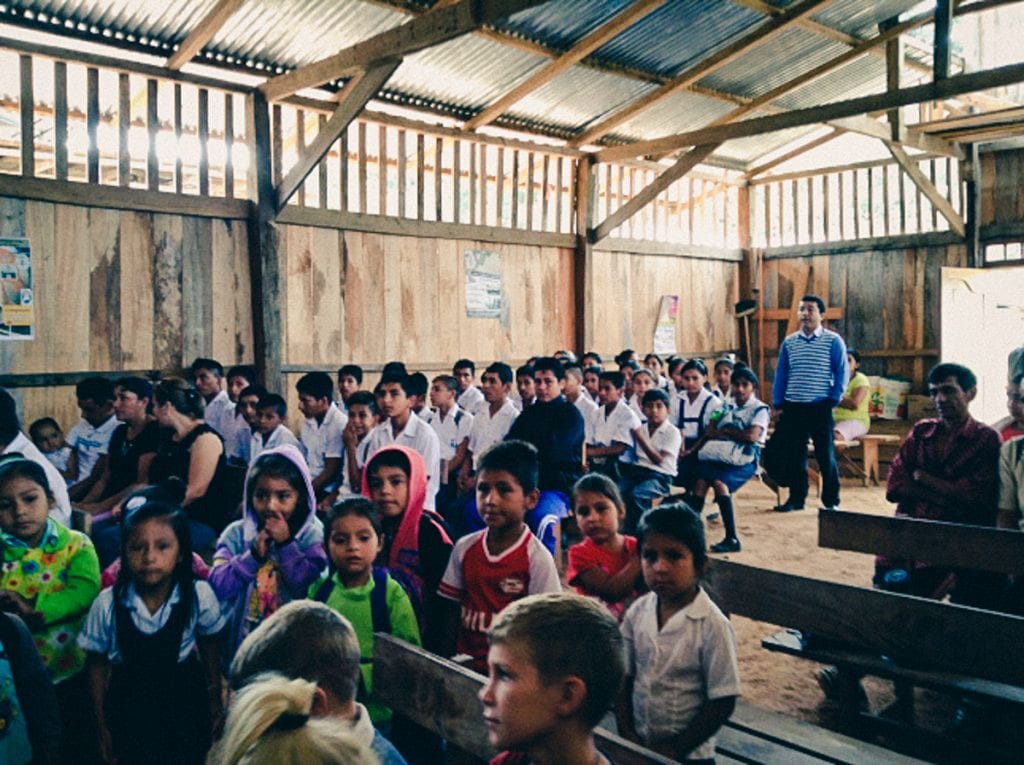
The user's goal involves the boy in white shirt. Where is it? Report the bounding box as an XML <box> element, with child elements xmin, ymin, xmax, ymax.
<box><xmin>424</xmin><ymin>374</ymin><xmax>474</xmax><ymax>516</ymax></box>
<box><xmin>620</xmin><ymin>389</ymin><xmax>682</xmax><ymax>533</ymax></box>
<box><xmin>586</xmin><ymin>371</ymin><xmax>640</xmax><ymax>480</ymax></box>
<box><xmin>453</xmin><ymin>358</ymin><xmax>485</xmax><ymax>415</ymax></box>
<box><xmin>249</xmin><ymin>393</ymin><xmax>299</xmax><ymax>464</ymax></box>
<box><xmin>563</xmin><ymin>364</ymin><xmax>598</xmax><ymax>421</ymax></box>
<box><xmin>296</xmin><ymin>372</ymin><xmax>347</xmax><ymax>504</ymax></box>
<box><xmin>191</xmin><ymin>357</ymin><xmax>233</xmax><ymax>440</ymax></box>
<box><xmin>67</xmin><ymin>376</ymin><xmax>118</xmax><ymax>501</ymax></box>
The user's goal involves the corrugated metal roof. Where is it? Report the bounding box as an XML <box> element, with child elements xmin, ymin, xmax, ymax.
<box><xmin>813</xmin><ymin>0</ymin><xmax>925</xmax><ymax>39</ymax></box>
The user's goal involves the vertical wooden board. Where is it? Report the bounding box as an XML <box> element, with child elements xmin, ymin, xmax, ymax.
<box><xmin>397</xmin><ymin>237</ymin><xmax>421</xmax><ymax>362</ymax></box>
<box><xmin>881</xmin><ymin>251</ymin><xmax>904</xmax><ymax>351</ymax></box>
<box><xmin>151</xmin><ymin>214</ymin><xmax>184</xmax><ymax>371</ymax></box>
<box><xmin>420</xmin><ymin>237</ymin><xmax>444</xmax><ymax>364</ymax></box>
<box><xmin>380</xmin><ymin>234</ymin><xmax>402</xmax><ymax>360</ymax></box>
<box><xmin>88</xmin><ymin>207</ymin><xmax>121</xmax><ymax>371</ymax></box>
<box><xmin>357</xmin><ymin>232</ymin><xmax>388</xmax><ymax>362</ymax></box>
<box><xmin>284</xmin><ymin>223</ymin><xmax>314</xmax><ymax>366</ymax></box>
<box><xmin>312</xmin><ymin>226</ymin><xmax>343</xmax><ymax>366</ymax></box>
<box><xmin>557</xmin><ymin>246</ymin><xmax>575</xmax><ymax>351</ymax></box>
<box><xmin>210</xmin><ymin>219</ymin><xmax>238</xmax><ymax>364</ymax></box>
<box><xmin>118</xmin><ymin>211</ymin><xmax>155</xmax><ymax>369</ymax></box>
<box><xmin>342</xmin><ymin>231</ymin><xmax>367</xmax><ymax>360</ymax></box>
<box><xmin>180</xmin><ymin>217</ymin><xmax>214</xmax><ymax>363</ymax></box>
<box><xmin>436</xmin><ymin>238</ymin><xmax>462</xmax><ymax>357</ymax></box>
<box><xmin>230</xmin><ymin>221</ymin><xmax>254</xmax><ymax>363</ymax></box>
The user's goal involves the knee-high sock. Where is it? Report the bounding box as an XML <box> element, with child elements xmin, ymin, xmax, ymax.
<box><xmin>717</xmin><ymin>495</ymin><xmax>736</xmax><ymax>540</ymax></box>
<box><xmin>688</xmin><ymin>494</ymin><xmax>705</xmax><ymax>515</ymax></box>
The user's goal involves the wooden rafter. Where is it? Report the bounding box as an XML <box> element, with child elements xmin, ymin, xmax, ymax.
<box><xmin>167</xmin><ymin>0</ymin><xmax>246</xmax><ymax>71</ymax></box>
<box><xmin>827</xmin><ymin>115</ymin><xmax>964</xmax><ymax>160</ymax></box>
<box><xmin>464</xmin><ymin>0</ymin><xmax>667</xmax><ymax>131</ymax></box>
<box><xmin>743</xmin><ymin>128</ymin><xmax>842</xmax><ymax>178</ymax></box>
<box><xmin>570</xmin><ymin>0</ymin><xmax>836</xmax><ymax>147</ymax></box>
<box><xmin>590</xmin><ymin>143</ymin><xmax>719</xmax><ymax>243</ymax></box>
<box><xmin>887</xmin><ymin>143</ymin><xmax>965</xmax><ymax>237</ymax></box>
<box><xmin>275</xmin><ymin>59</ymin><xmax>400</xmax><ymax>211</ymax></box>
<box><xmin>595</xmin><ymin>60</ymin><xmax>1024</xmax><ymax>163</ymax></box>
<box><xmin>259</xmin><ymin>0</ymin><xmax>549</xmax><ymax>102</ymax></box>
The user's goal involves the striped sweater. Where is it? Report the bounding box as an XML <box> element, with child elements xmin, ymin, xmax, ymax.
<box><xmin>772</xmin><ymin>328</ymin><xmax>847</xmax><ymax>406</ymax></box>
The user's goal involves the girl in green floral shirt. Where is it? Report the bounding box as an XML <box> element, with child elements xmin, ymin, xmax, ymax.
<box><xmin>0</xmin><ymin>457</ymin><xmax>100</xmax><ymax>761</ymax></box>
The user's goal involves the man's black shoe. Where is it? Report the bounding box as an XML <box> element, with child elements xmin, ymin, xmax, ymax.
<box><xmin>773</xmin><ymin>501</ymin><xmax>805</xmax><ymax>512</ymax></box>
<box><xmin>711</xmin><ymin>538</ymin><xmax>741</xmax><ymax>553</ymax></box>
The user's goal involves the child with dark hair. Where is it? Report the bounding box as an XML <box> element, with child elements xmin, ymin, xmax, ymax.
<box><xmin>617</xmin><ymin>502</ymin><xmax>740</xmax><ymax>762</ymax></box>
<box><xmin>296</xmin><ymin>372</ymin><xmax>347</xmax><ymax>504</ymax></box>
<box><xmin>675</xmin><ymin>359</ymin><xmax>721</xmax><ymax>492</ymax></box>
<box><xmin>67</xmin><ymin>376</ymin><xmax>118</xmax><ymax>501</ymax></box>
<box><xmin>210</xmin><ymin>445</ymin><xmax>327</xmax><ymax>659</ymax></box>
<box><xmin>586</xmin><ymin>370</ymin><xmax>641</xmax><ymax>480</ymax></box>
<box><xmin>423</xmin><ymin>375</ymin><xmax>474</xmax><ymax>515</ymax></box>
<box><xmin>309</xmin><ymin>498</ymin><xmax>420</xmax><ymax>726</ymax></box>
<box><xmin>249</xmin><ymin>393</ymin><xmax>300</xmax><ymax>464</ymax></box>
<box><xmin>223</xmin><ymin>365</ymin><xmax>257</xmax><ymax>464</ymax></box>
<box><xmin>515</xmin><ymin>365</ymin><xmax>536</xmax><ymax>410</ymax></box>
<box><xmin>79</xmin><ymin>498</ymin><xmax>225</xmax><ymax>765</ymax></box>
<box><xmin>453</xmin><ymin>359</ymin><xmax>485</xmax><ymax>415</ymax></box>
<box><xmin>620</xmin><ymin>388</ymin><xmax>682</xmax><ymax>532</ymax></box>
<box><xmin>361</xmin><ymin>446</ymin><xmax>452</xmax><ymax>652</ymax></box>
<box><xmin>481</xmin><ymin>593</ymin><xmax>625</xmax><ymax>765</ymax></box>
<box><xmin>337</xmin><ymin>365</ymin><xmax>364</xmax><ymax>412</ymax></box>
<box><xmin>232</xmin><ymin>384</ymin><xmax>267</xmax><ymax>467</ymax></box>
<box><xmin>438</xmin><ymin>441</ymin><xmax>561</xmax><ymax>673</ymax></box>
<box><xmin>29</xmin><ymin>416</ymin><xmax>73</xmax><ymax>476</ymax></box>
<box><xmin>339</xmin><ymin>391</ymin><xmax>379</xmax><ymax>500</ymax></box>
<box><xmin>711</xmin><ymin>357</ymin><xmax>735</xmax><ymax>403</ymax></box>
<box><xmin>406</xmin><ymin>372</ymin><xmax>430</xmax><ymax>417</ymax></box>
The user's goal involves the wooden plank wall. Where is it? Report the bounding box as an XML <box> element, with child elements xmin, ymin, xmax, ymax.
<box><xmin>759</xmin><ymin>242</ymin><xmax>967</xmax><ymax>394</ymax></box>
<box><xmin>981</xmin><ymin>147</ymin><xmax>1024</xmax><ymax>226</ymax></box>
<box><xmin>0</xmin><ymin>195</ymin><xmax>252</xmax><ymax>432</ymax></box>
<box><xmin>587</xmin><ymin>250</ymin><xmax>739</xmax><ymax>358</ymax></box>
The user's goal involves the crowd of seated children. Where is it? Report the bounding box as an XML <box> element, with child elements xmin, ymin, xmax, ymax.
<box><xmin>66</xmin><ymin>377</ymin><xmax>118</xmax><ymax>502</ymax></box>
<box><xmin>295</xmin><ymin>372</ymin><xmax>347</xmax><ymax>509</ymax></box>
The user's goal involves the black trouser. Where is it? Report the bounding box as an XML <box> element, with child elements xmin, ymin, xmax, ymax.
<box><xmin>776</xmin><ymin>400</ymin><xmax>839</xmax><ymax>507</ymax></box>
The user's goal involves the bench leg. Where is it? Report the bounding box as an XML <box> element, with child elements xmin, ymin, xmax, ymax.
<box><xmin>862</xmin><ymin>439</ymin><xmax>880</xmax><ymax>487</ymax></box>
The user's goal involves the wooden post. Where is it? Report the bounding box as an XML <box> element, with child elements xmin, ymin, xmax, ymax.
<box><xmin>20</xmin><ymin>55</ymin><xmax>34</xmax><ymax>179</ymax></box>
<box><xmin>962</xmin><ymin>143</ymin><xmax>982</xmax><ymax>267</ymax></box>
<box><xmin>573</xmin><ymin>156</ymin><xmax>594</xmax><ymax>355</ymax></box>
<box><xmin>247</xmin><ymin>91</ymin><xmax>284</xmax><ymax>393</ymax></box>
<box><xmin>882</xmin><ymin>17</ymin><xmax>903</xmax><ymax>139</ymax></box>
<box><xmin>934</xmin><ymin>0</ymin><xmax>953</xmax><ymax>81</ymax></box>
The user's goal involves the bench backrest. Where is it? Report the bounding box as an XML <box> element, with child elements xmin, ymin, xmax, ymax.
<box><xmin>372</xmin><ymin>634</ymin><xmax>676</xmax><ymax>765</ymax></box>
<box><xmin>703</xmin><ymin>559</ymin><xmax>1024</xmax><ymax>687</ymax></box>
<box><xmin>818</xmin><ymin>509</ymin><xmax>1024</xmax><ymax>575</ymax></box>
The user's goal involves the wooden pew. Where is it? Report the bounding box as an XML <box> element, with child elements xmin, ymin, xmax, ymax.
<box><xmin>705</xmin><ymin>558</ymin><xmax>1024</xmax><ymax>761</ymax></box>
<box><xmin>372</xmin><ymin>633</ymin><xmax>924</xmax><ymax>764</ymax></box>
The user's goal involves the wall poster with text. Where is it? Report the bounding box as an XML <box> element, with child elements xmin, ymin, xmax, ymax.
<box><xmin>0</xmin><ymin>238</ymin><xmax>33</xmax><ymax>340</ymax></box>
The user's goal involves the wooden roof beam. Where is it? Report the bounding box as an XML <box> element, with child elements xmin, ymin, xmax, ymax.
<box><xmin>744</xmin><ymin>128</ymin><xmax>842</xmax><ymax>178</ymax></box>
<box><xmin>570</xmin><ymin>0</ymin><xmax>837</xmax><ymax>148</ymax></box>
<box><xmin>887</xmin><ymin>143</ymin><xmax>964</xmax><ymax>236</ymax></box>
<box><xmin>590</xmin><ymin>143</ymin><xmax>719</xmax><ymax>243</ymax></box>
<box><xmin>595</xmin><ymin>60</ymin><xmax>1024</xmax><ymax>163</ymax></box>
<box><xmin>464</xmin><ymin>0</ymin><xmax>667</xmax><ymax>131</ymax></box>
<box><xmin>167</xmin><ymin>0</ymin><xmax>246</xmax><ymax>71</ymax></box>
<box><xmin>275</xmin><ymin>59</ymin><xmax>400</xmax><ymax>211</ymax></box>
<box><xmin>259</xmin><ymin>0</ymin><xmax>549</xmax><ymax>102</ymax></box>
<box><xmin>828</xmin><ymin>115</ymin><xmax>964</xmax><ymax>160</ymax></box>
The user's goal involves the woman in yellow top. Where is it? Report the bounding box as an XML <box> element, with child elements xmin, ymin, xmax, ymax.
<box><xmin>833</xmin><ymin>349</ymin><xmax>870</xmax><ymax>441</ymax></box>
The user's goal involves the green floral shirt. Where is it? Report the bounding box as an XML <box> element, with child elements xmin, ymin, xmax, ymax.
<box><xmin>1</xmin><ymin>520</ymin><xmax>101</xmax><ymax>683</ymax></box>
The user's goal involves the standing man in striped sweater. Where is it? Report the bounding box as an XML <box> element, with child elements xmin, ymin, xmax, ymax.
<box><xmin>771</xmin><ymin>294</ymin><xmax>848</xmax><ymax>512</ymax></box>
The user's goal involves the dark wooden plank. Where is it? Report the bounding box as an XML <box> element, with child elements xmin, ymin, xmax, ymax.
<box><xmin>118</xmin><ymin>72</ymin><xmax>130</xmax><ymax>186</ymax></box>
<box><xmin>704</xmin><ymin>559</ymin><xmax>1024</xmax><ymax>686</ymax></box>
<box><xmin>317</xmin><ymin>113</ymin><xmax>327</xmax><ymax>209</ymax></box>
<box><xmin>198</xmin><ymin>88</ymin><xmax>210</xmax><ymax>196</ymax></box>
<box><xmin>87</xmin><ymin>67</ymin><xmax>100</xmax><ymax>184</ymax></box>
<box><xmin>818</xmin><ymin>510</ymin><xmax>1024</xmax><ymax>575</ymax></box>
<box><xmin>555</xmin><ymin>154</ymin><xmax>563</xmax><ymax>233</ymax></box>
<box><xmin>717</xmin><ymin>727</ymin><xmax>826</xmax><ymax>765</ymax></box>
<box><xmin>174</xmin><ymin>83</ymin><xmax>183</xmax><ymax>194</ymax></box>
<box><xmin>525</xmin><ymin>151</ymin><xmax>534</xmax><ymax>230</ymax></box>
<box><xmin>416</xmin><ymin>130</ymin><xmax>425</xmax><ymax>220</ymax></box>
<box><xmin>541</xmin><ymin>153</ymin><xmax>550</xmax><ymax>232</ymax></box>
<box><xmin>397</xmin><ymin>128</ymin><xmax>407</xmax><ymax>218</ymax></box>
<box><xmin>373</xmin><ymin>634</ymin><xmax>678</xmax><ymax>765</ymax></box>
<box><xmin>54</xmin><ymin>61</ymin><xmax>68</xmax><ymax>182</ymax></box>
<box><xmin>495</xmin><ymin>146</ymin><xmax>505</xmax><ymax>226</ymax></box>
<box><xmin>358</xmin><ymin>120</ymin><xmax>368</xmax><ymax>214</ymax></box>
<box><xmin>510</xmin><ymin>148</ymin><xmax>519</xmax><ymax>228</ymax></box>
<box><xmin>379</xmin><ymin>124</ymin><xmax>388</xmax><ymax>216</ymax></box>
<box><xmin>453</xmin><ymin>137</ymin><xmax>462</xmax><ymax>224</ymax></box>
<box><xmin>468</xmin><ymin>137</ymin><xmax>476</xmax><ymax>225</ymax></box>
<box><xmin>147</xmin><ymin>79</ymin><xmax>160</xmax><ymax>191</ymax></box>
<box><xmin>479</xmin><ymin>142</ymin><xmax>488</xmax><ymax>226</ymax></box>
<box><xmin>272</xmin><ymin>103</ymin><xmax>283</xmax><ymax>188</ymax></box>
<box><xmin>339</xmin><ymin>126</ymin><xmax>349</xmax><ymax>211</ymax></box>
<box><xmin>296</xmin><ymin>108</ymin><xmax>306</xmax><ymax>207</ymax></box>
<box><xmin>20</xmin><ymin>55</ymin><xmax>34</xmax><ymax>178</ymax></box>
<box><xmin>434</xmin><ymin>136</ymin><xmax>444</xmax><ymax>222</ymax></box>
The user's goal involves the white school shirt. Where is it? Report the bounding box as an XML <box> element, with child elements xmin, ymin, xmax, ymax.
<box><xmin>78</xmin><ymin>581</ymin><xmax>226</xmax><ymax>663</ymax></box>
<box><xmin>572</xmin><ymin>394</ymin><xmax>599</xmax><ymax>422</ymax></box>
<box><xmin>457</xmin><ymin>386</ymin><xmax>486</xmax><ymax>416</ymax></box>
<box><xmin>587</xmin><ymin>401</ymin><xmax>642</xmax><ymax>463</ymax></box>
<box><xmin>621</xmin><ymin>589</ymin><xmax>742</xmax><ymax>760</ymax></box>
<box><xmin>677</xmin><ymin>389</ymin><xmax>721</xmax><ymax>441</ymax></box>
<box><xmin>337</xmin><ymin>435</ymin><xmax>373</xmax><ymax>500</ymax></box>
<box><xmin>202</xmin><ymin>390</ymin><xmax>234</xmax><ymax>441</ymax></box>
<box><xmin>220</xmin><ymin>410</ymin><xmax>251</xmax><ymax>463</ymax></box>
<box><xmin>3</xmin><ymin>432</ymin><xmax>72</xmax><ymax>526</ymax></box>
<box><xmin>300</xmin><ymin>403</ymin><xmax>348</xmax><ymax>479</ymax></box>
<box><xmin>66</xmin><ymin>414</ymin><xmax>118</xmax><ymax>486</ymax></box>
<box><xmin>629</xmin><ymin>396</ymin><xmax>647</xmax><ymax>422</ymax></box>
<box><xmin>363</xmin><ymin>412</ymin><xmax>441</xmax><ymax>509</ymax></box>
<box><xmin>467</xmin><ymin>399</ymin><xmax>520</xmax><ymax>469</ymax></box>
<box><xmin>249</xmin><ymin>424</ymin><xmax>300</xmax><ymax>465</ymax></box>
<box><xmin>423</xmin><ymin>405</ymin><xmax>474</xmax><ymax>462</ymax></box>
<box><xmin>634</xmin><ymin>419</ymin><xmax>682</xmax><ymax>476</ymax></box>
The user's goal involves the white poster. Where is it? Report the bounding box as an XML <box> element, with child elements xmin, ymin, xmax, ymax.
<box><xmin>465</xmin><ymin>249</ymin><xmax>502</xmax><ymax>318</ymax></box>
<box><xmin>0</xmin><ymin>238</ymin><xmax>33</xmax><ymax>340</ymax></box>
<box><xmin>653</xmin><ymin>295</ymin><xmax>679</xmax><ymax>354</ymax></box>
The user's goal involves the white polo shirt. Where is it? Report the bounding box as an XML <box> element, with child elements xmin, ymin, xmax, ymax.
<box><xmin>457</xmin><ymin>386</ymin><xmax>486</xmax><ymax>416</ymax></box>
<box><xmin>66</xmin><ymin>414</ymin><xmax>118</xmax><ymax>485</ymax></box>
<box><xmin>202</xmin><ymin>390</ymin><xmax>234</xmax><ymax>441</ymax></box>
<box><xmin>467</xmin><ymin>399</ymin><xmax>519</xmax><ymax>468</ymax></box>
<box><xmin>572</xmin><ymin>394</ymin><xmax>598</xmax><ymax>422</ymax></box>
<box><xmin>634</xmin><ymin>419</ymin><xmax>682</xmax><ymax>475</ymax></box>
<box><xmin>363</xmin><ymin>412</ymin><xmax>441</xmax><ymax>509</ymax></box>
<box><xmin>300</xmin><ymin>403</ymin><xmax>347</xmax><ymax>479</ymax></box>
<box><xmin>422</xmin><ymin>405</ymin><xmax>474</xmax><ymax>462</ymax></box>
<box><xmin>249</xmin><ymin>424</ymin><xmax>300</xmax><ymax>465</ymax></box>
<box><xmin>587</xmin><ymin>401</ymin><xmax>641</xmax><ymax>463</ymax></box>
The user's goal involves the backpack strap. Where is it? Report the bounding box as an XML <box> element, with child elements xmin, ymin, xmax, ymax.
<box><xmin>369</xmin><ymin>566</ymin><xmax>392</xmax><ymax>636</ymax></box>
<box><xmin>312</xmin><ymin>576</ymin><xmax>335</xmax><ymax>604</ymax></box>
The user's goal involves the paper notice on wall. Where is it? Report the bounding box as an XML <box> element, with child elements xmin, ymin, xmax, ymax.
<box><xmin>465</xmin><ymin>249</ymin><xmax>502</xmax><ymax>318</ymax></box>
<box><xmin>652</xmin><ymin>295</ymin><xmax>678</xmax><ymax>355</ymax></box>
<box><xmin>0</xmin><ymin>238</ymin><xmax>33</xmax><ymax>340</ymax></box>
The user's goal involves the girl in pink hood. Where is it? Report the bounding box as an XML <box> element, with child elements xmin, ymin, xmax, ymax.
<box><xmin>361</xmin><ymin>445</ymin><xmax>453</xmax><ymax>653</ymax></box>
<box><xmin>209</xmin><ymin>444</ymin><xmax>327</xmax><ymax>658</ymax></box>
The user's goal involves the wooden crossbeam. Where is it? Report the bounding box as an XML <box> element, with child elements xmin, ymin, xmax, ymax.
<box><xmin>887</xmin><ymin>143</ymin><xmax>965</xmax><ymax>237</ymax></box>
<box><xmin>167</xmin><ymin>0</ymin><xmax>245</xmax><ymax>71</ymax></box>
<box><xmin>595</xmin><ymin>60</ymin><xmax>1024</xmax><ymax>163</ymax></box>
<box><xmin>464</xmin><ymin>0</ymin><xmax>667</xmax><ymax>131</ymax></box>
<box><xmin>590</xmin><ymin>144</ymin><xmax>719</xmax><ymax>243</ymax></box>
<box><xmin>828</xmin><ymin>115</ymin><xmax>963</xmax><ymax>160</ymax></box>
<box><xmin>275</xmin><ymin>59</ymin><xmax>400</xmax><ymax>212</ymax></box>
<box><xmin>818</xmin><ymin>510</ymin><xmax>1024</xmax><ymax>576</ymax></box>
<box><xmin>259</xmin><ymin>0</ymin><xmax>549</xmax><ymax>102</ymax></box>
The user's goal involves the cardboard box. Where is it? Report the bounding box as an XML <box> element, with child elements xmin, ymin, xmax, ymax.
<box><xmin>906</xmin><ymin>394</ymin><xmax>937</xmax><ymax>422</ymax></box>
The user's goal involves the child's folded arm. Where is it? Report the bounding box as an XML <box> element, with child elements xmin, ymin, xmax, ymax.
<box><xmin>208</xmin><ymin>535</ymin><xmax>261</xmax><ymax>598</ymax></box>
<box><xmin>569</xmin><ymin>556</ymin><xmax>641</xmax><ymax>602</ymax></box>
<box><xmin>34</xmin><ymin>537</ymin><xmax>100</xmax><ymax>624</ymax></box>
<box><xmin>276</xmin><ymin>539</ymin><xmax>328</xmax><ymax>590</ymax></box>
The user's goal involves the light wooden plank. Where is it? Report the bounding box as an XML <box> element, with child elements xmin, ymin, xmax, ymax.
<box><xmin>54</xmin><ymin>205</ymin><xmax>92</xmax><ymax>372</ymax></box>
<box><xmin>296</xmin><ymin>108</ymin><xmax>307</xmax><ymax>207</ymax></box>
<box><xmin>285</xmin><ymin>224</ymin><xmax>314</xmax><ymax>365</ymax></box>
<box><xmin>88</xmin><ymin>208</ymin><xmax>121</xmax><ymax>370</ymax></box>
<box><xmin>20</xmin><ymin>55</ymin><xmax>34</xmax><ymax>178</ymax></box>
<box><xmin>540</xmin><ymin>153</ymin><xmax>550</xmax><ymax>233</ymax></box>
<box><xmin>453</xmin><ymin>137</ymin><xmax>462</xmax><ymax>224</ymax></box>
<box><xmin>53</xmin><ymin>61</ymin><xmax>68</xmax><ymax>182</ymax></box>
<box><xmin>555</xmin><ymin>155</ymin><xmax>564</xmax><ymax>234</ymax></box>
<box><xmin>888</xmin><ymin>144</ymin><xmax>965</xmax><ymax>237</ymax></box>
<box><xmin>525</xmin><ymin>151</ymin><xmax>534</xmax><ymax>231</ymax></box>
<box><xmin>260</xmin><ymin>0</ymin><xmax>550</xmax><ymax>101</ymax></box>
<box><xmin>119</xmin><ymin>211</ymin><xmax>155</xmax><ymax>368</ymax></box>
<box><xmin>495</xmin><ymin>146</ymin><xmax>505</xmax><ymax>226</ymax></box>
<box><xmin>210</xmin><ymin>216</ymin><xmax>237</xmax><ymax>363</ymax></box>
<box><xmin>468</xmin><ymin>137</ymin><xmax>476</xmax><ymax>225</ymax></box>
<box><xmin>147</xmin><ymin>79</ymin><xmax>160</xmax><ymax>191</ymax></box>
<box><xmin>310</xmin><ymin>226</ymin><xmax>343</xmax><ymax>365</ymax></box>
<box><xmin>167</xmin><ymin>0</ymin><xmax>245</xmax><ymax>70</ymax></box>
<box><xmin>181</xmin><ymin>217</ymin><xmax>214</xmax><ymax>360</ymax></box>
<box><xmin>151</xmin><ymin>214</ymin><xmax>185</xmax><ymax>370</ymax></box>
<box><xmin>510</xmin><ymin>149</ymin><xmax>520</xmax><ymax>229</ymax></box>
<box><xmin>479</xmin><ymin>143</ymin><xmax>488</xmax><ymax>226</ymax></box>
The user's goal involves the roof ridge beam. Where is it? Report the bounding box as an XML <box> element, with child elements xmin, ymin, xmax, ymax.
<box><xmin>595</xmin><ymin>60</ymin><xmax>1024</xmax><ymax>163</ymax></box>
<box><xmin>464</xmin><ymin>0</ymin><xmax>667</xmax><ymax>130</ymax></box>
<box><xmin>167</xmin><ymin>0</ymin><xmax>246</xmax><ymax>71</ymax></box>
<box><xmin>259</xmin><ymin>0</ymin><xmax>549</xmax><ymax>102</ymax></box>
<box><xmin>570</xmin><ymin>0</ymin><xmax>837</xmax><ymax>147</ymax></box>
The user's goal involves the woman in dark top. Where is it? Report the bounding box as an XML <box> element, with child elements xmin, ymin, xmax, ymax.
<box><xmin>149</xmin><ymin>378</ymin><xmax>231</xmax><ymax>549</ymax></box>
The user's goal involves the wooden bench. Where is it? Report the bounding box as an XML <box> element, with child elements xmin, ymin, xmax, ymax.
<box><xmin>373</xmin><ymin>633</ymin><xmax>925</xmax><ymax>764</ymax></box>
<box><xmin>704</xmin><ymin>558</ymin><xmax>1024</xmax><ymax>762</ymax></box>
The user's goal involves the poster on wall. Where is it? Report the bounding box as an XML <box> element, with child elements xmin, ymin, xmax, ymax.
<box><xmin>0</xmin><ymin>238</ymin><xmax>33</xmax><ymax>340</ymax></box>
<box><xmin>652</xmin><ymin>295</ymin><xmax>678</xmax><ymax>354</ymax></box>
<box><xmin>465</xmin><ymin>249</ymin><xmax>502</xmax><ymax>318</ymax></box>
